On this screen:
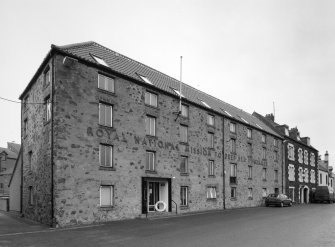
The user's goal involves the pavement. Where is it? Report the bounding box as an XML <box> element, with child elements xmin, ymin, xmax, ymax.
<box><xmin>1</xmin><ymin>204</ymin><xmax>335</xmax><ymax>247</ymax></box>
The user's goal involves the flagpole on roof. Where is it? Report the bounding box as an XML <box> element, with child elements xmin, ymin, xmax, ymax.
<box><xmin>179</xmin><ymin>56</ymin><xmax>183</xmax><ymax>113</ymax></box>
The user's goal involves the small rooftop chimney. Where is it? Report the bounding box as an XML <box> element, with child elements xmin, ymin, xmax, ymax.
<box><xmin>325</xmin><ymin>151</ymin><xmax>329</xmax><ymax>163</ymax></box>
<box><xmin>265</xmin><ymin>113</ymin><xmax>275</xmax><ymax>122</ymax></box>
<box><xmin>301</xmin><ymin>137</ymin><xmax>311</xmax><ymax>146</ymax></box>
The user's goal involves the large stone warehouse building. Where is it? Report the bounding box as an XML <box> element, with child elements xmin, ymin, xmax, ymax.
<box><xmin>19</xmin><ymin>41</ymin><xmax>283</xmax><ymax>227</ymax></box>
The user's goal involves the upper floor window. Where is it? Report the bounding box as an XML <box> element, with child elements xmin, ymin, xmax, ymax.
<box><xmin>288</xmin><ymin>164</ymin><xmax>295</xmax><ymax>181</ymax></box>
<box><xmin>146</xmin><ymin>151</ymin><xmax>155</xmax><ymax>171</ymax></box>
<box><xmin>98</xmin><ymin>74</ymin><xmax>115</xmax><ymax>93</ymax></box>
<box><xmin>230</xmin><ymin>122</ymin><xmax>236</xmax><ymax>133</ymax></box>
<box><xmin>287</xmin><ymin>143</ymin><xmax>295</xmax><ymax>161</ymax></box>
<box><xmin>181</xmin><ymin>104</ymin><xmax>189</xmax><ymax>118</ymax></box>
<box><xmin>208</xmin><ymin>160</ymin><xmax>215</xmax><ymax>176</ymax></box>
<box><xmin>207</xmin><ymin>114</ymin><xmax>214</xmax><ymax>126</ymax></box>
<box><xmin>261</xmin><ymin>134</ymin><xmax>266</xmax><ymax>143</ymax></box>
<box><xmin>145</xmin><ymin>116</ymin><xmax>156</xmax><ymax>136</ymax></box>
<box><xmin>273</xmin><ymin>138</ymin><xmax>278</xmax><ymax>147</ymax></box>
<box><xmin>248</xmin><ymin>143</ymin><xmax>252</xmax><ymax>157</ymax></box>
<box><xmin>99</xmin><ymin>103</ymin><xmax>112</xmax><ymax>127</ymax></box>
<box><xmin>208</xmin><ymin>132</ymin><xmax>214</xmax><ymax>148</ymax></box>
<box><xmin>310</xmin><ymin>153</ymin><xmax>315</xmax><ymax>166</ymax></box>
<box><xmin>274</xmin><ymin>150</ymin><xmax>278</xmax><ymax>162</ymax></box>
<box><xmin>230</xmin><ymin>163</ymin><xmax>237</xmax><ymax>184</ymax></box>
<box><xmin>247</xmin><ymin>128</ymin><xmax>252</xmax><ymax>139</ymax></box>
<box><xmin>304</xmin><ymin>150</ymin><xmax>309</xmax><ymax>165</ymax></box>
<box><xmin>262</xmin><ymin>147</ymin><xmax>266</xmax><ymax>160</ymax></box>
<box><xmin>99</xmin><ymin>144</ymin><xmax>113</xmax><ymax>167</ymax></box>
<box><xmin>44</xmin><ymin>66</ymin><xmax>51</xmax><ymax>87</ymax></box>
<box><xmin>45</xmin><ymin>96</ymin><xmax>51</xmax><ymax>122</ymax></box>
<box><xmin>274</xmin><ymin>170</ymin><xmax>279</xmax><ymax>182</ymax></box>
<box><xmin>29</xmin><ymin>186</ymin><xmax>34</xmax><ymax>205</ymax></box>
<box><xmin>180</xmin><ymin>125</ymin><xmax>188</xmax><ymax>143</ymax></box>
<box><xmin>248</xmin><ymin>166</ymin><xmax>252</xmax><ymax>179</ymax></box>
<box><xmin>180</xmin><ymin>156</ymin><xmax>188</xmax><ymax>174</ymax></box>
<box><xmin>262</xmin><ymin>168</ymin><xmax>267</xmax><ymax>181</ymax></box>
<box><xmin>145</xmin><ymin>91</ymin><xmax>158</xmax><ymax>107</ymax></box>
<box><xmin>230</xmin><ymin>138</ymin><xmax>236</xmax><ymax>154</ymax></box>
<box><xmin>298</xmin><ymin>148</ymin><xmax>303</xmax><ymax>164</ymax></box>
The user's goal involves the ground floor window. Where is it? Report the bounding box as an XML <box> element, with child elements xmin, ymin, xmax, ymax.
<box><xmin>207</xmin><ymin>186</ymin><xmax>217</xmax><ymax>199</ymax></box>
<box><xmin>231</xmin><ymin>187</ymin><xmax>237</xmax><ymax>199</ymax></box>
<box><xmin>248</xmin><ymin>188</ymin><xmax>253</xmax><ymax>199</ymax></box>
<box><xmin>180</xmin><ymin>186</ymin><xmax>188</xmax><ymax>206</ymax></box>
<box><xmin>289</xmin><ymin>187</ymin><xmax>295</xmax><ymax>202</ymax></box>
<box><xmin>262</xmin><ymin>188</ymin><xmax>267</xmax><ymax>198</ymax></box>
<box><xmin>100</xmin><ymin>185</ymin><xmax>114</xmax><ymax>207</ymax></box>
<box><xmin>29</xmin><ymin>186</ymin><xmax>34</xmax><ymax>205</ymax></box>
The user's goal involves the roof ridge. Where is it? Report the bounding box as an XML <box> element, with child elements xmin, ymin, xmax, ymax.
<box><xmin>54</xmin><ymin>41</ymin><xmax>95</xmax><ymax>50</ymax></box>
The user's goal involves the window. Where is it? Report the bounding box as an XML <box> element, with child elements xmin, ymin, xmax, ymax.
<box><xmin>262</xmin><ymin>147</ymin><xmax>266</xmax><ymax>160</ymax></box>
<box><xmin>261</xmin><ymin>134</ymin><xmax>266</xmax><ymax>143</ymax></box>
<box><xmin>98</xmin><ymin>74</ymin><xmax>114</xmax><ymax>93</ymax></box>
<box><xmin>231</xmin><ymin>187</ymin><xmax>237</xmax><ymax>199</ymax></box>
<box><xmin>44</xmin><ymin>67</ymin><xmax>51</xmax><ymax>87</ymax></box>
<box><xmin>274</xmin><ymin>150</ymin><xmax>278</xmax><ymax>162</ymax></box>
<box><xmin>248</xmin><ymin>143</ymin><xmax>252</xmax><ymax>157</ymax></box>
<box><xmin>310</xmin><ymin>170</ymin><xmax>316</xmax><ymax>183</ymax></box>
<box><xmin>298</xmin><ymin>148</ymin><xmax>303</xmax><ymax>163</ymax></box>
<box><xmin>273</xmin><ymin>138</ymin><xmax>278</xmax><ymax>147</ymax></box>
<box><xmin>310</xmin><ymin>153</ymin><xmax>315</xmax><ymax>166</ymax></box>
<box><xmin>180</xmin><ymin>186</ymin><xmax>188</xmax><ymax>206</ymax></box>
<box><xmin>92</xmin><ymin>55</ymin><xmax>109</xmax><ymax>67</ymax></box>
<box><xmin>45</xmin><ymin>96</ymin><xmax>51</xmax><ymax>122</ymax></box>
<box><xmin>320</xmin><ymin>173</ymin><xmax>322</xmax><ymax>184</ymax></box>
<box><xmin>146</xmin><ymin>151</ymin><xmax>155</xmax><ymax>171</ymax></box>
<box><xmin>139</xmin><ymin>75</ymin><xmax>153</xmax><ymax>85</ymax></box>
<box><xmin>288</xmin><ymin>143</ymin><xmax>295</xmax><ymax>161</ymax></box>
<box><xmin>180</xmin><ymin>125</ymin><xmax>188</xmax><ymax>143</ymax></box>
<box><xmin>207</xmin><ymin>186</ymin><xmax>217</xmax><ymax>199</ymax></box>
<box><xmin>262</xmin><ymin>168</ymin><xmax>267</xmax><ymax>181</ymax></box>
<box><xmin>274</xmin><ymin>188</ymin><xmax>279</xmax><ymax>194</ymax></box>
<box><xmin>274</xmin><ymin>170</ymin><xmax>278</xmax><ymax>182</ymax></box>
<box><xmin>207</xmin><ymin>114</ymin><xmax>214</xmax><ymax>126</ymax></box>
<box><xmin>145</xmin><ymin>91</ymin><xmax>158</xmax><ymax>107</ymax></box>
<box><xmin>181</xmin><ymin>104</ymin><xmax>189</xmax><ymax>117</ymax></box>
<box><xmin>29</xmin><ymin>186</ymin><xmax>33</xmax><ymax>205</ymax></box>
<box><xmin>248</xmin><ymin>166</ymin><xmax>252</xmax><ymax>179</ymax></box>
<box><xmin>230</xmin><ymin>122</ymin><xmax>236</xmax><ymax>133</ymax></box>
<box><xmin>304</xmin><ymin>150</ymin><xmax>309</xmax><ymax>165</ymax></box>
<box><xmin>180</xmin><ymin>156</ymin><xmax>188</xmax><ymax>174</ymax></box>
<box><xmin>208</xmin><ymin>132</ymin><xmax>214</xmax><ymax>148</ymax></box>
<box><xmin>28</xmin><ymin>151</ymin><xmax>32</xmax><ymax>171</ymax></box>
<box><xmin>298</xmin><ymin>167</ymin><xmax>303</xmax><ymax>182</ymax></box>
<box><xmin>100</xmin><ymin>185</ymin><xmax>113</xmax><ymax>207</ymax></box>
<box><xmin>230</xmin><ymin>139</ymin><xmax>236</xmax><ymax>154</ymax></box>
<box><xmin>289</xmin><ymin>187</ymin><xmax>295</xmax><ymax>202</ymax></box>
<box><xmin>208</xmin><ymin>160</ymin><xmax>215</xmax><ymax>176</ymax></box>
<box><xmin>99</xmin><ymin>144</ymin><xmax>113</xmax><ymax>167</ymax></box>
<box><xmin>262</xmin><ymin>188</ymin><xmax>267</xmax><ymax>198</ymax></box>
<box><xmin>24</xmin><ymin>119</ymin><xmax>28</xmax><ymax>137</ymax></box>
<box><xmin>99</xmin><ymin>103</ymin><xmax>112</xmax><ymax>127</ymax></box>
<box><xmin>304</xmin><ymin>168</ymin><xmax>309</xmax><ymax>183</ymax></box>
<box><xmin>247</xmin><ymin>128</ymin><xmax>252</xmax><ymax>139</ymax></box>
<box><xmin>145</xmin><ymin>116</ymin><xmax>156</xmax><ymax>136</ymax></box>
<box><xmin>230</xmin><ymin>163</ymin><xmax>237</xmax><ymax>184</ymax></box>
<box><xmin>288</xmin><ymin>164</ymin><xmax>295</xmax><ymax>181</ymax></box>
<box><xmin>248</xmin><ymin>188</ymin><xmax>253</xmax><ymax>199</ymax></box>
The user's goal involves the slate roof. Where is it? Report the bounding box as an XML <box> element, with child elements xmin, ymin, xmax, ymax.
<box><xmin>0</xmin><ymin>147</ymin><xmax>18</xmax><ymax>159</ymax></box>
<box><xmin>7</xmin><ymin>142</ymin><xmax>21</xmax><ymax>154</ymax></box>
<box><xmin>22</xmin><ymin>41</ymin><xmax>282</xmax><ymax>138</ymax></box>
<box><xmin>318</xmin><ymin>161</ymin><xmax>329</xmax><ymax>172</ymax></box>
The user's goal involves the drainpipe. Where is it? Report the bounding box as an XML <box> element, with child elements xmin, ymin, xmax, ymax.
<box><xmin>20</xmin><ymin>101</ymin><xmax>23</xmax><ymax>215</ymax></box>
<box><xmin>282</xmin><ymin>140</ymin><xmax>286</xmax><ymax>194</ymax></box>
<box><xmin>222</xmin><ymin>116</ymin><xmax>226</xmax><ymax>210</ymax></box>
<box><xmin>50</xmin><ymin>55</ymin><xmax>55</xmax><ymax>227</ymax></box>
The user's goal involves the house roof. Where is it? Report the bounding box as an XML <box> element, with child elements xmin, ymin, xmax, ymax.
<box><xmin>0</xmin><ymin>147</ymin><xmax>18</xmax><ymax>159</ymax></box>
<box><xmin>7</xmin><ymin>142</ymin><xmax>21</xmax><ymax>154</ymax></box>
<box><xmin>8</xmin><ymin>147</ymin><xmax>22</xmax><ymax>187</ymax></box>
<box><xmin>29</xmin><ymin>41</ymin><xmax>280</xmax><ymax>138</ymax></box>
<box><xmin>253</xmin><ymin>111</ymin><xmax>317</xmax><ymax>151</ymax></box>
<box><xmin>318</xmin><ymin>161</ymin><xmax>329</xmax><ymax>172</ymax></box>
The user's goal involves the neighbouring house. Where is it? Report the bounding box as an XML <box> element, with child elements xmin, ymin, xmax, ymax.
<box><xmin>19</xmin><ymin>41</ymin><xmax>283</xmax><ymax>227</ymax></box>
<box><xmin>253</xmin><ymin>113</ymin><xmax>318</xmax><ymax>204</ymax></box>
<box><xmin>318</xmin><ymin>151</ymin><xmax>333</xmax><ymax>192</ymax></box>
<box><xmin>9</xmin><ymin>147</ymin><xmax>22</xmax><ymax>213</ymax></box>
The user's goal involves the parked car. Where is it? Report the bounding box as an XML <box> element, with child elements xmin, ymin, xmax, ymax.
<box><xmin>265</xmin><ymin>193</ymin><xmax>292</xmax><ymax>207</ymax></box>
<box><xmin>313</xmin><ymin>186</ymin><xmax>335</xmax><ymax>203</ymax></box>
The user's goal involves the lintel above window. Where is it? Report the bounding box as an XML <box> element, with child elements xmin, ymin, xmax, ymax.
<box><xmin>91</xmin><ymin>54</ymin><xmax>109</xmax><ymax>67</ymax></box>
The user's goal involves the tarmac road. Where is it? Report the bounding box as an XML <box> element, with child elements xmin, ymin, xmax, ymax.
<box><xmin>1</xmin><ymin>203</ymin><xmax>335</xmax><ymax>247</ymax></box>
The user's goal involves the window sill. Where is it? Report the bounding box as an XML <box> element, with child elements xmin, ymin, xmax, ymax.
<box><xmin>98</xmin><ymin>124</ymin><xmax>114</xmax><ymax>130</ymax></box>
<box><xmin>99</xmin><ymin>166</ymin><xmax>116</xmax><ymax>171</ymax></box>
<box><xmin>208</xmin><ymin>175</ymin><xmax>216</xmax><ymax>178</ymax></box>
<box><xmin>230</xmin><ymin>198</ymin><xmax>237</xmax><ymax>201</ymax></box>
<box><xmin>180</xmin><ymin>172</ymin><xmax>189</xmax><ymax>176</ymax></box>
<box><xmin>145</xmin><ymin>170</ymin><xmax>157</xmax><ymax>174</ymax></box>
<box><xmin>206</xmin><ymin>198</ymin><xmax>217</xmax><ymax>201</ymax></box>
<box><xmin>97</xmin><ymin>88</ymin><xmax>116</xmax><ymax>96</ymax></box>
<box><xmin>146</xmin><ymin>135</ymin><xmax>157</xmax><ymax>139</ymax></box>
<box><xmin>99</xmin><ymin>206</ymin><xmax>114</xmax><ymax>211</ymax></box>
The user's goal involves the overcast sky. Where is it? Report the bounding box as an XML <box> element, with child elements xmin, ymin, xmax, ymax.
<box><xmin>1</xmin><ymin>0</ymin><xmax>334</xmax><ymax>162</ymax></box>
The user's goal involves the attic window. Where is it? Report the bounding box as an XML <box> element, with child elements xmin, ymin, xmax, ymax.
<box><xmin>224</xmin><ymin>110</ymin><xmax>232</xmax><ymax>117</ymax></box>
<box><xmin>200</xmin><ymin>100</ymin><xmax>211</xmax><ymax>108</ymax></box>
<box><xmin>240</xmin><ymin>117</ymin><xmax>249</xmax><ymax>124</ymax></box>
<box><xmin>172</xmin><ymin>89</ymin><xmax>184</xmax><ymax>98</ymax></box>
<box><xmin>138</xmin><ymin>75</ymin><xmax>153</xmax><ymax>85</ymax></box>
<box><xmin>255</xmin><ymin>123</ymin><xmax>263</xmax><ymax>130</ymax></box>
<box><xmin>91</xmin><ymin>55</ymin><xmax>109</xmax><ymax>67</ymax></box>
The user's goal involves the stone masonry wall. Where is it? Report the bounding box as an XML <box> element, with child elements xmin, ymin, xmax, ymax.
<box><xmin>21</xmin><ymin>60</ymin><xmax>53</xmax><ymax>225</ymax></box>
<box><xmin>53</xmin><ymin>55</ymin><xmax>224</xmax><ymax>227</ymax></box>
<box><xmin>224</xmin><ymin>118</ymin><xmax>283</xmax><ymax>209</ymax></box>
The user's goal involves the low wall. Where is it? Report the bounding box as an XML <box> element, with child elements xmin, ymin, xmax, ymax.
<box><xmin>0</xmin><ymin>197</ymin><xmax>9</xmax><ymax>211</ymax></box>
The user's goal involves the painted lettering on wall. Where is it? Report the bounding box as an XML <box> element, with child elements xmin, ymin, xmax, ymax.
<box><xmin>224</xmin><ymin>153</ymin><xmax>267</xmax><ymax>166</ymax></box>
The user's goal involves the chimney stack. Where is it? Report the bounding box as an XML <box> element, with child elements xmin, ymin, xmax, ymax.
<box><xmin>325</xmin><ymin>151</ymin><xmax>329</xmax><ymax>164</ymax></box>
<box><xmin>265</xmin><ymin>113</ymin><xmax>275</xmax><ymax>122</ymax></box>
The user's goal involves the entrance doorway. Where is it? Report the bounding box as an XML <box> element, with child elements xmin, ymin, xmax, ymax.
<box><xmin>142</xmin><ymin>178</ymin><xmax>171</xmax><ymax>214</ymax></box>
<box><xmin>300</xmin><ymin>186</ymin><xmax>309</xmax><ymax>203</ymax></box>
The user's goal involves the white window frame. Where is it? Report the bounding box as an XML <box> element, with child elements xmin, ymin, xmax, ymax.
<box><xmin>181</xmin><ymin>104</ymin><xmax>189</xmax><ymax>118</ymax></box>
<box><xmin>288</xmin><ymin>143</ymin><xmax>295</xmax><ymax>161</ymax></box>
<box><xmin>180</xmin><ymin>156</ymin><xmax>188</xmax><ymax>174</ymax></box>
<box><xmin>262</xmin><ymin>147</ymin><xmax>266</xmax><ymax>160</ymax></box>
<box><xmin>248</xmin><ymin>166</ymin><xmax>252</xmax><ymax>179</ymax></box>
<box><xmin>208</xmin><ymin>160</ymin><xmax>215</xmax><ymax>176</ymax></box>
<box><xmin>100</xmin><ymin>185</ymin><xmax>114</xmax><ymax>207</ymax></box>
<box><xmin>45</xmin><ymin>96</ymin><xmax>51</xmax><ymax>122</ymax></box>
<box><xmin>146</xmin><ymin>151</ymin><xmax>155</xmax><ymax>171</ymax></box>
<box><xmin>207</xmin><ymin>186</ymin><xmax>217</xmax><ymax>199</ymax></box>
<box><xmin>262</xmin><ymin>168</ymin><xmax>267</xmax><ymax>181</ymax></box>
<box><xmin>99</xmin><ymin>144</ymin><xmax>113</xmax><ymax>167</ymax></box>
<box><xmin>304</xmin><ymin>150</ymin><xmax>309</xmax><ymax>165</ymax></box>
<box><xmin>180</xmin><ymin>186</ymin><xmax>188</xmax><ymax>206</ymax></box>
<box><xmin>230</xmin><ymin>138</ymin><xmax>236</xmax><ymax>154</ymax></box>
<box><xmin>310</xmin><ymin>153</ymin><xmax>315</xmax><ymax>166</ymax></box>
<box><xmin>248</xmin><ymin>188</ymin><xmax>253</xmax><ymax>199</ymax></box>
<box><xmin>99</xmin><ymin>103</ymin><xmax>113</xmax><ymax>127</ymax></box>
<box><xmin>261</xmin><ymin>134</ymin><xmax>266</xmax><ymax>143</ymax></box>
<box><xmin>207</xmin><ymin>114</ymin><xmax>214</xmax><ymax>126</ymax></box>
<box><xmin>288</xmin><ymin>164</ymin><xmax>295</xmax><ymax>181</ymax></box>
<box><xmin>231</xmin><ymin>187</ymin><xmax>237</xmax><ymax>198</ymax></box>
<box><xmin>247</xmin><ymin>128</ymin><xmax>252</xmax><ymax>139</ymax></box>
<box><xmin>180</xmin><ymin>125</ymin><xmax>188</xmax><ymax>143</ymax></box>
<box><xmin>145</xmin><ymin>91</ymin><xmax>158</xmax><ymax>107</ymax></box>
<box><xmin>98</xmin><ymin>74</ymin><xmax>115</xmax><ymax>93</ymax></box>
<box><xmin>298</xmin><ymin>148</ymin><xmax>303</xmax><ymax>164</ymax></box>
<box><xmin>145</xmin><ymin>115</ymin><xmax>156</xmax><ymax>136</ymax></box>
<box><xmin>262</xmin><ymin>188</ymin><xmax>267</xmax><ymax>198</ymax></box>
<box><xmin>208</xmin><ymin>132</ymin><xmax>214</xmax><ymax>148</ymax></box>
<box><xmin>230</xmin><ymin>122</ymin><xmax>236</xmax><ymax>133</ymax></box>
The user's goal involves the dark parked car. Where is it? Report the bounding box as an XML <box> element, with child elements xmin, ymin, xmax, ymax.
<box><xmin>313</xmin><ymin>186</ymin><xmax>335</xmax><ymax>203</ymax></box>
<box><xmin>265</xmin><ymin>193</ymin><xmax>292</xmax><ymax>207</ymax></box>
